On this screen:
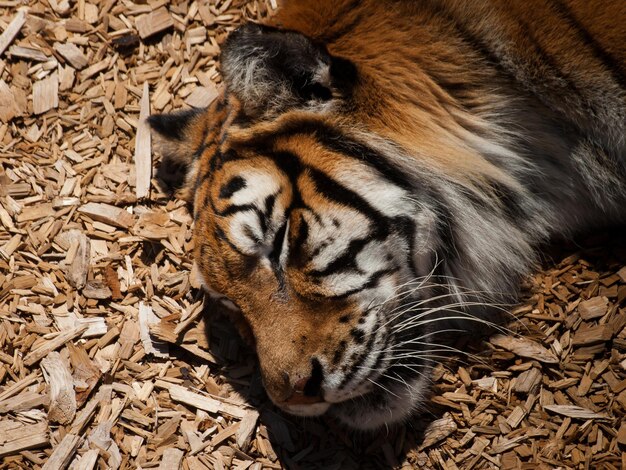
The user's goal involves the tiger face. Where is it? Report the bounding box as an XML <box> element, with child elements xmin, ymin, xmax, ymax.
<box><xmin>151</xmin><ymin>90</ymin><xmax>440</xmax><ymax>429</ymax></box>
<box><xmin>150</xmin><ymin>1</ymin><xmax>626</xmax><ymax>429</ymax></box>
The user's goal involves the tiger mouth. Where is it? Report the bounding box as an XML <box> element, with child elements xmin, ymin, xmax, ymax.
<box><xmin>277</xmin><ymin>366</ymin><xmax>432</xmax><ymax>430</ymax></box>
<box><xmin>275</xmin><ymin>346</ymin><xmax>393</xmax><ymax>417</ymax></box>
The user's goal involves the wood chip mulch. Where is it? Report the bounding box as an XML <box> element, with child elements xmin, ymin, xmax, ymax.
<box><xmin>0</xmin><ymin>1</ymin><xmax>625</xmax><ymax>468</ymax></box>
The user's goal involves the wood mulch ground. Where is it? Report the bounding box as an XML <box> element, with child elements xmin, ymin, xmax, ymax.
<box><xmin>0</xmin><ymin>0</ymin><xmax>625</xmax><ymax>468</ymax></box>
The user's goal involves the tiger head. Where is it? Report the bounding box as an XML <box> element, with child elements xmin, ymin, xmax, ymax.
<box><xmin>150</xmin><ymin>10</ymin><xmax>539</xmax><ymax>429</ymax></box>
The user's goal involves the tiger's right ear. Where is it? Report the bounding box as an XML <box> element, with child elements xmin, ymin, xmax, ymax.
<box><xmin>220</xmin><ymin>23</ymin><xmax>357</xmax><ymax>117</ymax></box>
<box><xmin>148</xmin><ymin>107</ymin><xmax>206</xmax><ymax>198</ymax></box>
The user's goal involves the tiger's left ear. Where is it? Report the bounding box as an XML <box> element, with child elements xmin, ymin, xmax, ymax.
<box><xmin>148</xmin><ymin>107</ymin><xmax>206</xmax><ymax>199</ymax></box>
<box><xmin>220</xmin><ymin>23</ymin><xmax>356</xmax><ymax>117</ymax></box>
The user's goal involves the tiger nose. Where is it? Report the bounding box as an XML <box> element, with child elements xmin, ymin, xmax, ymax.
<box><xmin>282</xmin><ymin>359</ymin><xmax>324</xmax><ymax>405</ymax></box>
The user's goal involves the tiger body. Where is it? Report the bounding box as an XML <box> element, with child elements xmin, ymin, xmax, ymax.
<box><xmin>150</xmin><ymin>0</ymin><xmax>626</xmax><ymax>429</ymax></box>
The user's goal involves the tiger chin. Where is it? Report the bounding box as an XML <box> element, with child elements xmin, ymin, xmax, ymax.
<box><xmin>148</xmin><ymin>0</ymin><xmax>626</xmax><ymax>430</ymax></box>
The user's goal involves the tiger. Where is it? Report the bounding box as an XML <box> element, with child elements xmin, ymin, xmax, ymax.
<box><xmin>148</xmin><ymin>0</ymin><xmax>626</xmax><ymax>430</ymax></box>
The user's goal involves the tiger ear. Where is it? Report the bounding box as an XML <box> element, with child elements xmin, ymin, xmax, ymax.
<box><xmin>148</xmin><ymin>108</ymin><xmax>205</xmax><ymax>198</ymax></box>
<box><xmin>220</xmin><ymin>24</ymin><xmax>356</xmax><ymax>116</ymax></box>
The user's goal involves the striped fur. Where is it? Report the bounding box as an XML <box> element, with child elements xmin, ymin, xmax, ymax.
<box><xmin>150</xmin><ymin>0</ymin><xmax>626</xmax><ymax>430</ymax></box>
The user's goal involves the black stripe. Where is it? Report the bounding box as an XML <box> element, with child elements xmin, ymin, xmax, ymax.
<box><xmin>338</xmin><ymin>318</ymin><xmax>383</xmax><ymax>389</ymax></box>
<box><xmin>264</xmin><ymin>193</ymin><xmax>276</xmax><ymax>218</ymax></box>
<box><xmin>289</xmin><ymin>216</ymin><xmax>309</xmax><ymax>266</ymax></box>
<box><xmin>213</xmin><ymin>226</ymin><xmax>256</xmax><ymax>265</ymax></box>
<box><xmin>548</xmin><ymin>0</ymin><xmax>626</xmax><ymax>89</ymax></box>
<box><xmin>269</xmin><ymin>221</ymin><xmax>288</xmax><ymax>268</ymax></box>
<box><xmin>420</xmin><ymin>1</ymin><xmax>510</xmax><ymax>74</ymax></box>
<box><xmin>324</xmin><ymin>267</ymin><xmax>398</xmax><ymax>300</ymax></box>
<box><xmin>307</xmin><ymin>167</ymin><xmax>387</xmax><ymax>225</ymax></box>
<box><xmin>425</xmin><ymin>190</ymin><xmax>461</xmax><ymax>281</ymax></box>
<box><xmin>323</xmin><ymin>0</ymin><xmax>363</xmax><ymax>42</ymax></box>
<box><xmin>332</xmin><ymin>340</ymin><xmax>347</xmax><ymax>366</ymax></box>
<box><xmin>256</xmin><ymin>207</ymin><xmax>268</xmax><ymax>235</ymax></box>
<box><xmin>217</xmin><ymin>203</ymin><xmax>257</xmax><ymax>217</ymax></box>
<box><xmin>261</xmin><ymin>150</ymin><xmax>305</xmax><ymax>208</ymax></box>
<box><xmin>394</xmin><ymin>216</ymin><xmax>420</xmax><ymax>279</ymax></box>
<box><xmin>322</xmin><ymin>11</ymin><xmax>363</xmax><ymax>44</ymax></box>
<box><xmin>148</xmin><ymin>107</ymin><xmax>204</xmax><ymax>141</ymax></box>
<box><xmin>488</xmin><ymin>180</ymin><xmax>526</xmax><ymax>221</ymax></box>
<box><xmin>308</xmin><ymin>237</ymin><xmax>368</xmax><ymax>277</ymax></box>
<box><xmin>514</xmin><ymin>17</ymin><xmax>584</xmax><ymax>99</ymax></box>
<box><xmin>219</xmin><ymin>175</ymin><xmax>246</xmax><ymax>199</ymax></box>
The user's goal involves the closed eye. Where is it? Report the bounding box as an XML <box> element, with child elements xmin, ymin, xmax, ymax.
<box><xmin>267</xmin><ymin>221</ymin><xmax>289</xmax><ymax>268</ymax></box>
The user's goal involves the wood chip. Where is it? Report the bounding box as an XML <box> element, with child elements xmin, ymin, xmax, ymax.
<box><xmin>543</xmin><ymin>405</ymin><xmax>610</xmax><ymax>420</ymax></box>
<box><xmin>490</xmin><ymin>334</ymin><xmax>559</xmax><ymax>363</ymax></box>
<box><xmin>53</xmin><ymin>42</ymin><xmax>88</xmax><ymax>69</ymax></box>
<box><xmin>0</xmin><ymin>421</ymin><xmax>49</xmax><ymax>457</ymax></box>
<box><xmin>138</xmin><ymin>302</ymin><xmax>169</xmax><ymax>358</ymax></box>
<box><xmin>135</xmin><ymin>7</ymin><xmax>174</xmax><ymax>39</ymax></box>
<box><xmin>41</xmin><ymin>433</ymin><xmax>81</xmax><ymax>470</ymax></box>
<box><xmin>617</xmin><ymin>422</ymin><xmax>626</xmax><ymax>445</ymax></box>
<box><xmin>78</xmin><ymin>202</ymin><xmax>136</xmax><ymax>229</ymax></box>
<box><xmin>40</xmin><ymin>351</ymin><xmax>76</xmax><ymax>425</ymax></box>
<box><xmin>236</xmin><ymin>410</ymin><xmax>259</xmax><ymax>451</ymax></box>
<box><xmin>9</xmin><ymin>45</ymin><xmax>49</xmax><ymax>61</ymax></box>
<box><xmin>24</xmin><ymin>325</ymin><xmax>87</xmax><ymax>366</ymax></box>
<box><xmin>158</xmin><ymin>448</ymin><xmax>184</xmax><ymax>469</ymax></box>
<box><xmin>33</xmin><ymin>72</ymin><xmax>59</xmax><ymax>115</ymax></box>
<box><xmin>572</xmin><ymin>324</ymin><xmax>614</xmax><ymax>346</ymax></box>
<box><xmin>155</xmin><ymin>380</ymin><xmax>247</xmax><ymax>419</ymax></box>
<box><xmin>57</xmin><ymin>229</ymin><xmax>90</xmax><ymax>289</ymax></box>
<box><xmin>513</xmin><ymin>368</ymin><xmax>543</xmax><ymax>394</ymax></box>
<box><xmin>0</xmin><ymin>79</ymin><xmax>22</xmax><ymax>122</ymax></box>
<box><xmin>419</xmin><ymin>413</ymin><xmax>458</xmax><ymax>450</ymax></box>
<box><xmin>134</xmin><ymin>81</ymin><xmax>151</xmax><ymax>199</ymax></box>
<box><xmin>184</xmin><ymin>84</ymin><xmax>219</xmax><ymax>108</ymax></box>
<box><xmin>578</xmin><ymin>296</ymin><xmax>609</xmax><ymax>320</ymax></box>
<box><xmin>0</xmin><ymin>9</ymin><xmax>27</xmax><ymax>56</ymax></box>
<box><xmin>70</xmin><ymin>449</ymin><xmax>99</xmax><ymax>470</ymax></box>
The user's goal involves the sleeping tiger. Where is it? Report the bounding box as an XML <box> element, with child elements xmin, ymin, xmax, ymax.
<box><xmin>149</xmin><ymin>0</ymin><xmax>626</xmax><ymax>430</ymax></box>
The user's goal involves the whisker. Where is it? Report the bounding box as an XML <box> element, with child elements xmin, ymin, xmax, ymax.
<box><xmin>367</xmin><ymin>378</ymin><xmax>400</xmax><ymax>399</ymax></box>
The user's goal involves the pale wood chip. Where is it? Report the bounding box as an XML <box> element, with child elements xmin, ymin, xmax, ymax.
<box><xmin>138</xmin><ymin>302</ymin><xmax>169</xmax><ymax>358</ymax></box>
<box><xmin>78</xmin><ymin>202</ymin><xmax>136</xmax><ymax>229</ymax></box>
<box><xmin>134</xmin><ymin>81</ymin><xmax>152</xmax><ymax>199</ymax></box>
<box><xmin>10</xmin><ymin>45</ymin><xmax>48</xmax><ymax>61</ymax></box>
<box><xmin>0</xmin><ymin>80</ymin><xmax>22</xmax><ymax>122</ymax></box>
<box><xmin>24</xmin><ymin>325</ymin><xmax>87</xmax><ymax>367</ymax></box>
<box><xmin>158</xmin><ymin>448</ymin><xmax>184</xmax><ymax>469</ymax></box>
<box><xmin>0</xmin><ymin>421</ymin><xmax>49</xmax><ymax>457</ymax></box>
<box><xmin>543</xmin><ymin>405</ymin><xmax>610</xmax><ymax>420</ymax></box>
<box><xmin>33</xmin><ymin>72</ymin><xmax>59</xmax><ymax>114</ymax></box>
<box><xmin>490</xmin><ymin>334</ymin><xmax>559</xmax><ymax>363</ymax></box>
<box><xmin>41</xmin><ymin>433</ymin><xmax>81</xmax><ymax>470</ymax></box>
<box><xmin>236</xmin><ymin>410</ymin><xmax>259</xmax><ymax>451</ymax></box>
<box><xmin>135</xmin><ymin>7</ymin><xmax>174</xmax><ymax>39</ymax></box>
<box><xmin>0</xmin><ymin>9</ymin><xmax>27</xmax><ymax>56</ymax></box>
<box><xmin>419</xmin><ymin>413</ymin><xmax>458</xmax><ymax>450</ymax></box>
<box><xmin>69</xmin><ymin>449</ymin><xmax>99</xmax><ymax>470</ymax></box>
<box><xmin>0</xmin><ymin>390</ymin><xmax>48</xmax><ymax>413</ymax></box>
<box><xmin>53</xmin><ymin>42</ymin><xmax>88</xmax><ymax>69</ymax></box>
<box><xmin>155</xmin><ymin>380</ymin><xmax>247</xmax><ymax>419</ymax></box>
<box><xmin>56</xmin><ymin>229</ymin><xmax>90</xmax><ymax>289</ymax></box>
<box><xmin>41</xmin><ymin>351</ymin><xmax>76</xmax><ymax>425</ymax></box>
<box><xmin>184</xmin><ymin>84</ymin><xmax>219</xmax><ymax>108</ymax></box>
<box><xmin>578</xmin><ymin>296</ymin><xmax>608</xmax><ymax>320</ymax></box>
